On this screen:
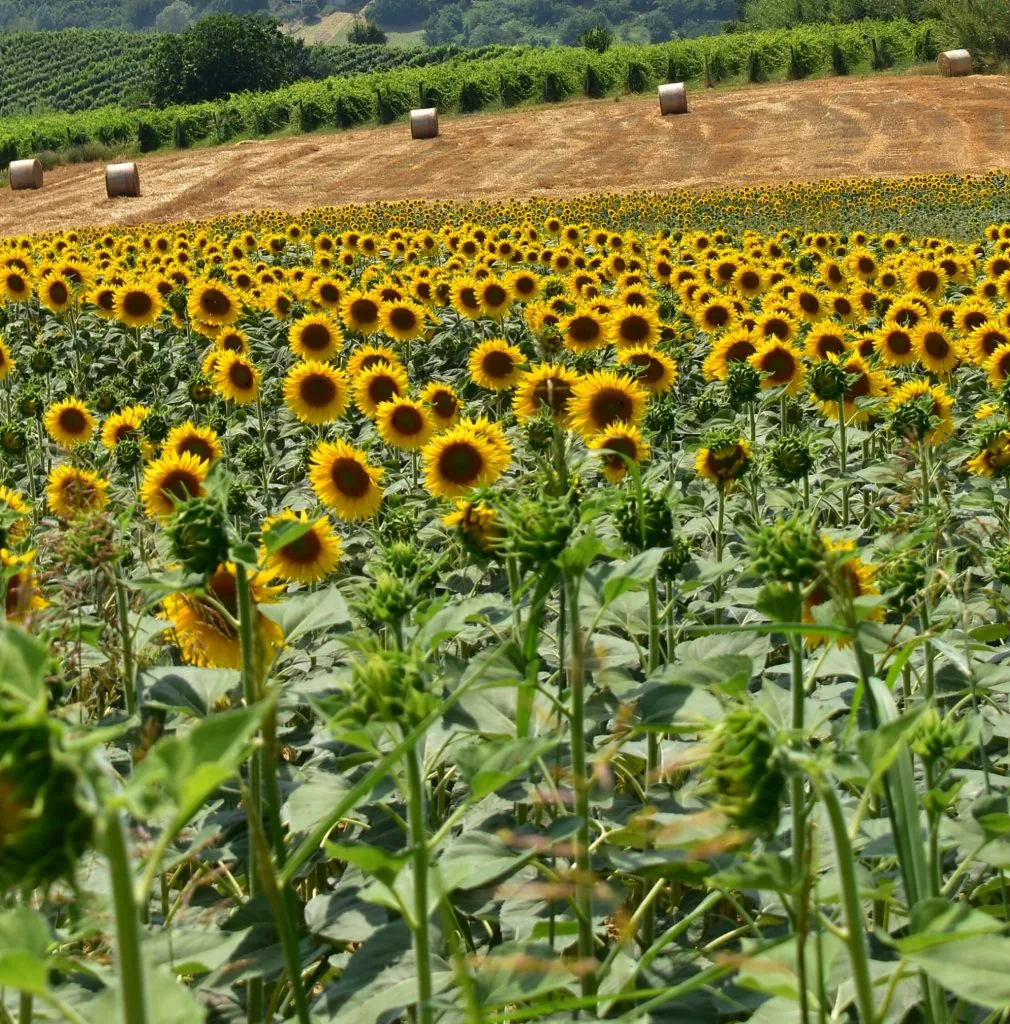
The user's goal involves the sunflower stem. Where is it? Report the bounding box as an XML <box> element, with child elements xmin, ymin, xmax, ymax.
<box><xmin>837</xmin><ymin>399</ymin><xmax>849</xmax><ymax>527</ymax></box>
<box><xmin>714</xmin><ymin>485</ymin><xmax>726</xmax><ymax>626</ymax></box>
<box><xmin>18</xmin><ymin>994</ymin><xmax>30</xmax><ymax>1024</ymax></box>
<box><xmin>406</xmin><ymin>743</ymin><xmax>434</xmax><ymax>1024</ymax></box>
<box><xmin>642</xmin><ymin>576</ymin><xmax>661</xmax><ymax>950</ymax></box>
<box><xmin>113</xmin><ymin>569</ymin><xmax>137</xmax><ymax>716</ymax></box>
<box><xmin>789</xmin><ymin>594</ymin><xmax>810</xmax><ymax>1024</ymax></box>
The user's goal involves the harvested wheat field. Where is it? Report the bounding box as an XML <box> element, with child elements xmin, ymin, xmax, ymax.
<box><xmin>4</xmin><ymin>72</ymin><xmax>1010</xmax><ymax>234</ymax></box>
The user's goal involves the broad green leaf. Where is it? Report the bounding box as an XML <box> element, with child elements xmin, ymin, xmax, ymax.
<box><xmin>0</xmin><ymin>949</ymin><xmax>49</xmax><ymax>996</ymax></box>
<box><xmin>454</xmin><ymin>737</ymin><xmax>556</xmax><ymax>802</ymax></box>
<box><xmin>260</xmin><ymin>585</ymin><xmax>351</xmax><ymax>642</ymax></box>
<box><xmin>474</xmin><ymin>941</ymin><xmax>579</xmax><ymax>1008</ymax></box>
<box><xmin>306</xmin><ymin>887</ymin><xmax>388</xmax><ymax>945</ymax></box>
<box><xmin>0</xmin><ymin>624</ymin><xmax>50</xmax><ymax>705</ymax></box>
<box><xmin>262</xmin><ymin>516</ymin><xmax>316</xmax><ymax>554</ymax></box>
<box><xmin>325</xmin><ymin>843</ymin><xmax>409</xmax><ymax>888</ymax></box>
<box><xmin>901</xmin><ymin>934</ymin><xmax>1010</xmax><ymax>1009</ymax></box>
<box><xmin>589</xmin><ymin>548</ymin><xmax>667</xmax><ymax>606</ymax></box>
<box><xmin>141</xmin><ymin>665</ymin><xmax>239</xmax><ymax>718</ymax></box>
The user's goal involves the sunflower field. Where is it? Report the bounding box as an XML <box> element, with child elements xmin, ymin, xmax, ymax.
<box><xmin>7</xmin><ymin>173</ymin><xmax>1010</xmax><ymax>1023</ymax></box>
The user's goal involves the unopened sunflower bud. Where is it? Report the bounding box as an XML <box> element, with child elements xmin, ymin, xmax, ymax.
<box><xmin>764</xmin><ymin>433</ymin><xmax>815</xmax><ymax>484</ymax></box>
<box><xmin>748</xmin><ymin>515</ymin><xmax>825</xmax><ymax>585</ymax></box>
<box><xmin>115</xmin><ymin>437</ymin><xmax>143</xmax><ymax>471</ymax></box>
<box><xmin>167</xmin><ymin>497</ymin><xmax>231</xmax><ymax>577</ymax></box>
<box><xmin>345</xmin><ymin>648</ymin><xmax>435</xmax><ymax>728</ymax></box>
<box><xmin>615</xmin><ymin>488</ymin><xmax>673</xmax><ymax>552</ymax></box>
<box><xmin>809</xmin><ymin>360</ymin><xmax>847</xmax><ymax>403</ymax></box>
<box><xmin>500</xmin><ymin>490</ymin><xmax>574</xmax><ymax>571</ymax></box>
<box><xmin>878</xmin><ymin>551</ymin><xmax>927</xmax><ymax>613</ymax></box>
<box><xmin>725</xmin><ymin>361</ymin><xmax>761</xmax><ymax>405</ymax></box>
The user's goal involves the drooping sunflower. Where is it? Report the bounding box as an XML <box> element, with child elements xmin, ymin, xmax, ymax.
<box><xmin>911</xmin><ymin>319</ymin><xmax>959</xmax><ymax>374</ymax></box>
<box><xmin>702</xmin><ymin>329</ymin><xmax>758</xmax><ymax>381</ymax></box>
<box><xmin>420</xmin><ymin>381</ymin><xmax>461</xmax><ymax>430</ymax></box>
<box><xmin>162</xmin><ymin>422</ymin><xmax>223</xmax><ymax>465</ymax></box>
<box><xmin>802</xmin><ymin>536</ymin><xmax>881</xmax><ymax>648</ymax></box>
<box><xmin>113</xmin><ymin>280</ymin><xmax>163</xmax><ymax>328</ymax></box>
<box><xmin>352</xmin><ymin>359</ymin><xmax>409</xmax><ymax>418</ymax></box>
<box><xmin>587</xmin><ymin>422</ymin><xmax>650</xmax><ymax>482</ymax></box>
<box><xmin>163</xmin><ymin>563</ymin><xmax>283</xmax><ymax>669</ymax></box>
<box><xmin>213</xmin><ymin>352</ymin><xmax>261</xmax><ymax>405</ymax></box>
<box><xmin>140</xmin><ymin>452</ymin><xmax>209</xmax><ymax>517</ymax></box>
<box><xmin>872</xmin><ymin>324</ymin><xmax>916</xmax><ymax>367</ymax></box>
<box><xmin>283</xmin><ymin>362</ymin><xmax>350</xmax><ymax>425</ymax></box>
<box><xmin>889</xmin><ymin>378</ymin><xmax>954</xmax><ymax>444</ymax></box>
<box><xmin>748</xmin><ymin>339</ymin><xmax>805</xmax><ymax>395</ymax></box>
<box><xmin>46</xmin><ymin>465</ymin><xmax>110</xmax><ymax>519</ymax></box>
<box><xmin>0</xmin><ymin>485</ymin><xmax>30</xmax><ymax>543</ymax></box>
<box><xmin>608</xmin><ymin>304</ymin><xmax>662</xmax><ymax>348</ymax></box>
<box><xmin>560</xmin><ymin>306</ymin><xmax>607</xmax><ymax>353</ymax></box>
<box><xmin>375</xmin><ymin>398</ymin><xmax>435</xmax><ymax>450</ymax></box>
<box><xmin>817</xmin><ymin>352</ymin><xmax>891</xmax><ymax>425</ymax></box>
<box><xmin>568</xmin><ymin>369</ymin><xmax>648</xmax><ymax>439</ymax></box>
<box><xmin>308</xmin><ymin>439</ymin><xmax>384</xmax><ymax>521</ymax></box>
<box><xmin>260</xmin><ymin>510</ymin><xmax>343</xmax><ymax>585</ymax></box>
<box><xmin>380</xmin><ymin>299</ymin><xmax>428</xmax><ymax>342</ymax></box>
<box><xmin>100</xmin><ymin>404</ymin><xmax>150</xmax><ymax>450</ymax></box>
<box><xmin>340</xmin><ymin>289</ymin><xmax>383</xmax><ymax>335</ymax></box>
<box><xmin>422</xmin><ymin>422</ymin><xmax>507</xmax><ymax>499</ymax></box>
<box><xmin>694</xmin><ymin>433</ymin><xmax>752</xmax><ymax>489</ymax></box>
<box><xmin>288</xmin><ymin>313</ymin><xmax>343</xmax><ymax>361</ymax></box>
<box><xmin>615</xmin><ymin>345</ymin><xmax>678</xmax><ymax>394</ymax></box>
<box><xmin>469</xmin><ymin>338</ymin><xmax>525</xmax><ymax>391</ymax></box>
<box><xmin>2</xmin><ymin>549</ymin><xmax>47</xmax><ymax>623</ymax></box>
<box><xmin>44</xmin><ymin>398</ymin><xmax>96</xmax><ymax>447</ymax></box>
<box><xmin>188</xmin><ymin>280</ymin><xmax>240</xmax><ymax>326</ymax></box>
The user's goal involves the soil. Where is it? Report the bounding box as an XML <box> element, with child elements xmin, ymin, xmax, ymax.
<box><xmin>4</xmin><ymin>73</ymin><xmax>1008</xmax><ymax>235</ymax></box>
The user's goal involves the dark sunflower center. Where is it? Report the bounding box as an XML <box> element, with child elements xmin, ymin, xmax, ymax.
<box><xmin>887</xmin><ymin>331</ymin><xmax>911</xmax><ymax>354</ymax></box>
<box><xmin>300</xmin><ymin>374</ymin><xmax>338</xmax><ymax>407</ymax></box>
<box><xmin>603</xmin><ymin>436</ymin><xmax>637</xmax><ymax>465</ymax></box>
<box><xmin>858</xmin><ymin>257</ymin><xmax>875</xmax><ymax>274</ymax></box>
<box><xmin>6</xmin><ymin>274</ymin><xmax>26</xmax><ymax>294</ymax></box>
<box><xmin>590</xmin><ymin>387</ymin><xmax>633</xmax><ymax>428</ymax></box>
<box><xmin>458</xmin><ymin>287</ymin><xmax>480</xmax><ymax>310</ymax></box>
<box><xmin>923</xmin><ymin>332</ymin><xmax>949</xmax><ymax>359</ymax></box>
<box><xmin>59</xmin><ymin>408</ymin><xmax>88</xmax><ymax>434</ymax></box>
<box><xmin>799</xmin><ymin>294</ymin><xmax>819</xmax><ymax>313</ymax></box>
<box><xmin>917</xmin><ymin>271</ymin><xmax>940</xmax><ymax>292</ymax></box>
<box><xmin>200</xmin><ymin>289</ymin><xmax>232</xmax><ymax>316</ymax></box>
<box><xmin>359</xmin><ymin>353</ymin><xmax>388</xmax><ymax>371</ymax></box>
<box><xmin>181</xmin><ymin>437</ymin><xmax>214</xmax><ymax>462</ymax></box>
<box><xmin>282</xmin><ymin>529</ymin><xmax>323</xmax><ymax>564</ymax></box>
<box><xmin>49</xmin><ymin>281</ymin><xmax>69</xmax><ymax>305</ymax></box>
<box><xmin>368</xmin><ymin>375</ymin><xmax>399</xmax><ymax>405</ymax></box>
<box><xmin>97</xmin><ymin>289</ymin><xmax>115</xmax><ymax>311</ymax></box>
<box><xmin>391</xmin><ymin>406</ymin><xmax>424</xmax><ymax>435</ymax></box>
<box><xmin>761</xmin><ymin>350</ymin><xmax>796</xmax><ymax>381</ymax></box>
<box><xmin>833</xmin><ymin>299</ymin><xmax>852</xmax><ymax>316</ymax></box>
<box><xmin>229</xmin><ymin>364</ymin><xmax>255</xmax><ymax>390</ymax></box>
<box><xmin>483</xmin><ymin>285</ymin><xmax>508</xmax><ymax>308</ymax></box>
<box><xmin>707</xmin><ymin>444</ymin><xmax>745</xmax><ymax>477</ymax></box>
<box><xmin>568</xmin><ymin>316</ymin><xmax>601</xmax><ymax>344</ymax></box>
<box><xmin>846</xmin><ymin>371</ymin><xmax>871</xmax><ymax>399</ymax></box>
<box><xmin>160</xmin><ymin>469</ymin><xmax>201</xmax><ymax>502</ymax></box>
<box><xmin>532</xmin><ymin>377</ymin><xmax>572</xmax><ymax>413</ymax></box>
<box><xmin>515</xmin><ymin>276</ymin><xmax>536</xmax><ymax>295</ymax></box>
<box><xmin>123</xmin><ymin>291</ymin><xmax>154</xmax><ymax>317</ymax></box>
<box><xmin>483</xmin><ymin>351</ymin><xmax>515</xmax><ymax>378</ymax></box>
<box><xmin>349</xmin><ymin>298</ymin><xmax>379</xmax><ymax>325</ymax></box>
<box><xmin>221</xmin><ymin>333</ymin><xmax>244</xmax><ymax>352</ymax></box>
<box><xmin>763</xmin><ymin>318</ymin><xmax>788</xmax><ymax>340</ymax></box>
<box><xmin>389</xmin><ymin>307</ymin><xmax>418</xmax><ymax>331</ymax></box>
<box><xmin>331</xmin><ymin>457</ymin><xmax>371</xmax><ymax>498</ymax></box>
<box><xmin>208</xmin><ymin>570</ymin><xmax>240</xmax><ymax>618</ymax></box>
<box><xmin>966</xmin><ymin>311</ymin><xmax>989</xmax><ymax>331</ymax></box>
<box><xmin>439</xmin><ymin>442</ymin><xmax>484</xmax><ymax>484</ymax></box>
<box><xmin>726</xmin><ymin>340</ymin><xmax>756</xmax><ymax>362</ymax></box>
<box><xmin>114</xmin><ymin>424</ymin><xmax>137</xmax><ymax>443</ymax></box>
<box><xmin>431</xmin><ymin>391</ymin><xmax>457</xmax><ymax>417</ymax></box>
<box><xmin>301</xmin><ymin>323</ymin><xmax>333</xmax><ymax>351</ymax></box>
<box><xmin>739</xmin><ymin>271</ymin><xmax>760</xmax><ymax>290</ymax></box>
<box><xmin>817</xmin><ymin>334</ymin><xmax>846</xmax><ymax>357</ymax></box>
<box><xmin>630</xmin><ymin>354</ymin><xmax>663</xmax><ymax>383</ymax></box>
<box><xmin>983</xmin><ymin>333</ymin><xmax>1005</xmax><ymax>356</ymax></box>
<box><xmin>620</xmin><ymin>314</ymin><xmax>652</xmax><ymax>340</ymax></box>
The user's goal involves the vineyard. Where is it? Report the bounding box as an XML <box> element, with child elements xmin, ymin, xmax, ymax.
<box><xmin>4</xmin><ymin>171</ymin><xmax>1010</xmax><ymax>1022</ymax></box>
<box><xmin>0</xmin><ymin>20</ymin><xmax>953</xmax><ymax>168</ymax></box>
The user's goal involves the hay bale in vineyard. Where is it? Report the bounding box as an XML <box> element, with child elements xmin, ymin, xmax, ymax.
<box><xmin>410</xmin><ymin>108</ymin><xmax>439</xmax><ymax>140</ymax></box>
<box><xmin>105</xmin><ymin>162</ymin><xmax>140</xmax><ymax>198</ymax></box>
<box><xmin>9</xmin><ymin>159</ymin><xmax>42</xmax><ymax>191</ymax></box>
<box><xmin>658</xmin><ymin>82</ymin><xmax>688</xmax><ymax>116</ymax></box>
<box><xmin>938</xmin><ymin>49</ymin><xmax>972</xmax><ymax>77</ymax></box>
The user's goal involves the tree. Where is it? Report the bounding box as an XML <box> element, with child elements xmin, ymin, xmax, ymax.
<box><xmin>155</xmin><ymin>0</ymin><xmax>194</xmax><ymax>32</ymax></box>
<box><xmin>348</xmin><ymin>20</ymin><xmax>388</xmax><ymax>44</ymax></box>
<box><xmin>370</xmin><ymin>0</ymin><xmax>429</xmax><ymax>29</ymax></box>
<box><xmin>147</xmin><ymin>14</ymin><xmax>312</xmax><ymax>107</ymax></box>
<box><xmin>580</xmin><ymin>23</ymin><xmax>613</xmax><ymax>51</ymax></box>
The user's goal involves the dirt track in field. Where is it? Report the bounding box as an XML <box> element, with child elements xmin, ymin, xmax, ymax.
<box><xmin>3</xmin><ymin>72</ymin><xmax>1009</xmax><ymax>234</ymax></box>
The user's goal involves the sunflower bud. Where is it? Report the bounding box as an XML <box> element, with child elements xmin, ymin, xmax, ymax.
<box><xmin>724</xmin><ymin>361</ymin><xmax>761</xmax><ymax>405</ymax></box>
<box><xmin>344</xmin><ymin>648</ymin><xmax>436</xmax><ymax>729</ymax></box>
<box><xmin>167</xmin><ymin>497</ymin><xmax>231</xmax><ymax>577</ymax></box>
<box><xmin>0</xmin><ymin>422</ymin><xmax>26</xmax><ymax>458</ymax></box>
<box><xmin>889</xmin><ymin>393</ymin><xmax>938</xmax><ymax>445</ymax></box>
<box><xmin>809</xmin><ymin>360</ymin><xmax>847</xmax><ymax>403</ymax></box>
<box><xmin>238</xmin><ymin>441</ymin><xmax>266</xmax><ymax>472</ymax></box>
<box><xmin>365</xmin><ymin>573</ymin><xmax>417</xmax><ymax>627</ymax></box>
<box><xmin>764</xmin><ymin>433</ymin><xmax>814</xmax><ymax>484</ymax></box>
<box><xmin>645</xmin><ymin>392</ymin><xmax>678</xmax><ymax>433</ymax></box>
<box><xmin>993</xmin><ymin>543</ymin><xmax>1010</xmax><ymax>586</ymax></box>
<box><xmin>691</xmin><ymin>382</ymin><xmax>726</xmax><ymax>422</ymax></box>
<box><xmin>615</xmin><ymin>488</ymin><xmax>673</xmax><ymax>552</ymax></box>
<box><xmin>141</xmin><ymin>409</ymin><xmax>170</xmax><ymax>444</ymax></box>
<box><xmin>0</xmin><ymin>707</ymin><xmax>92</xmax><ymax>891</ymax></box>
<box><xmin>500</xmin><ymin>490</ymin><xmax>574</xmax><ymax>571</ymax></box>
<box><xmin>523</xmin><ymin>410</ymin><xmax>555</xmax><ymax>454</ymax></box>
<box><xmin>878</xmin><ymin>551</ymin><xmax>927</xmax><ymax>613</ymax></box>
<box><xmin>748</xmin><ymin>515</ymin><xmax>825</xmax><ymax>585</ymax></box>
<box><xmin>115</xmin><ymin>438</ymin><xmax>143</xmax><ymax>471</ymax></box>
<box><xmin>49</xmin><ymin>512</ymin><xmax>122</xmax><ymax>572</ymax></box>
<box><xmin>910</xmin><ymin>707</ymin><xmax>972</xmax><ymax>765</ymax></box>
<box><xmin>705</xmin><ymin>705</ymin><xmax>786</xmax><ymax>835</ymax></box>
<box><xmin>30</xmin><ymin>348</ymin><xmax>54</xmax><ymax>374</ymax></box>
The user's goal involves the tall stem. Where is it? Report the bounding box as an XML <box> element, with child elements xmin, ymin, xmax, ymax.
<box><xmin>789</xmin><ymin>607</ymin><xmax>810</xmax><ymax>1024</ymax></box>
<box><xmin>103</xmin><ymin>812</ymin><xmax>149</xmax><ymax>1024</ymax></box>
<box><xmin>18</xmin><ymin>994</ymin><xmax>31</xmax><ymax>1024</ymax></box>
<box><xmin>714</xmin><ymin>486</ymin><xmax>726</xmax><ymax>626</ymax></box>
<box><xmin>114</xmin><ymin>571</ymin><xmax>136</xmax><ymax>716</ymax></box>
<box><xmin>406</xmin><ymin>744</ymin><xmax>434</xmax><ymax>1024</ymax></box>
<box><xmin>642</xmin><ymin>577</ymin><xmax>661</xmax><ymax>949</ymax></box>
<box><xmin>820</xmin><ymin>784</ymin><xmax>876</xmax><ymax>1024</ymax></box>
<box><xmin>837</xmin><ymin>400</ymin><xmax>849</xmax><ymax>527</ymax></box>
<box><xmin>566</xmin><ymin>573</ymin><xmax>596</xmax><ymax>999</ymax></box>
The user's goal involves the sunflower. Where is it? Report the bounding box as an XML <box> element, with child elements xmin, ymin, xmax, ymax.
<box><xmin>443</xmin><ymin>500</ymin><xmax>502</xmax><ymax>554</ymax></box>
<box><xmin>0</xmin><ymin>338</ymin><xmax>15</xmax><ymax>381</ymax></box>
<box><xmin>968</xmin><ymin>425</ymin><xmax>1010</xmax><ymax>477</ymax></box>
<box><xmin>802</xmin><ymin>536</ymin><xmax>881</xmax><ymax>648</ymax></box>
<box><xmin>0</xmin><ymin>267</ymin><xmax>31</xmax><ymax>303</ymax></box>
<box><xmin>422</xmin><ymin>422</ymin><xmax>507</xmax><ymax>499</ymax></box>
<box><xmin>352</xmin><ymin>359</ymin><xmax>409</xmax><ymax>417</ymax></box>
<box><xmin>587</xmin><ymin>422</ymin><xmax>649</xmax><ymax>482</ymax></box>
<box><xmin>2</xmin><ymin>549</ymin><xmax>47</xmax><ymax>623</ymax></box>
<box><xmin>311</xmin><ymin>276</ymin><xmax>345</xmax><ymax>310</ymax></box>
<box><xmin>476</xmin><ymin>277</ymin><xmax>512</xmax><ymax>319</ymax></box>
<box><xmin>872</xmin><ymin>324</ymin><xmax>916</xmax><ymax>367</ymax></box>
<box><xmin>890</xmin><ymin>378</ymin><xmax>954</xmax><ymax>444</ymax></box>
<box><xmin>702</xmin><ymin>329</ymin><xmax>758</xmax><ymax>381</ymax></box>
<box><xmin>469</xmin><ymin>338</ymin><xmax>524</xmax><ymax>390</ymax></box>
<box><xmin>789</xmin><ymin>287</ymin><xmax>826</xmax><ymax>323</ymax></box>
<box><xmin>216</xmin><ymin>327</ymin><xmax>250</xmax><ymax>355</ymax></box>
<box><xmin>817</xmin><ymin>353</ymin><xmax>891</xmax><ymax>425</ymax></box>
<box><xmin>693</xmin><ymin>298</ymin><xmax>736</xmax><ymax>335</ymax></box>
<box><xmin>288</xmin><ymin>313</ymin><xmax>343</xmax><ymax>362</ymax></box>
<box><xmin>754</xmin><ymin>311</ymin><xmax>799</xmax><ymax>344</ymax></box>
<box><xmin>100</xmin><ymin>404</ymin><xmax>150</xmax><ymax>450</ymax></box>
<box><xmin>346</xmin><ymin>343</ymin><xmax>401</xmax><ymax>378</ymax></box>
<box><xmin>380</xmin><ymin>299</ymin><xmax>428</xmax><ymax>342</ymax></box>
<box><xmin>985</xmin><ymin>344</ymin><xmax>1010</xmax><ymax>389</ymax></box>
<box><xmin>804</xmin><ymin>326</ymin><xmax>849</xmax><ymax>362</ymax></box>
<box><xmin>44</xmin><ymin>398</ymin><xmax>95</xmax><ymax>447</ymax></box>
<box><xmin>912</xmin><ymin>319</ymin><xmax>959</xmax><ymax>374</ymax></box>
<box><xmin>608</xmin><ymin>305</ymin><xmax>662</xmax><ymax>348</ymax></box>
<box><xmin>188</xmin><ymin>280</ymin><xmax>240</xmax><ymax>326</ymax></box>
<box><xmin>308</xmin><ymin>439</ymin><xmax>384</xmax><ymax>521</ymax></box>
<box><xmin>260</xmin><ymin>510</ymin><xmax>343</xmax><ymax>585</ymax></box>
<box><xmin>615</xmin><ymin>345</ymin><xmax>678</xmax><ymax>394</ymax></box>
<box><xmin>421</xmin><ymin>381</ymin><xmax>461</xmax><ymax>429</ymax></box>
<box><xmin>163</xmin><ymin>422</ymin><xmax>223</xmax><ymax>465</ymax></box>
<box><xmin>163</xmin><ymin>563</ymin><xmax>283</xmax><ymax>670</ymax></box>
<box><xmin>560</xmin><ymin>306</ymin><xmax>607</xmax><ymax>353</ymax></box>
<box><xmin>113</xmin><ymin>280</ymin><xmax>163</xmax><ymax>328</ymax></box>
<box><xmin>0</xmin><ymin>486</ymin><xmax>30</xmax><ymax>543</ymax></box>
<box><xmin>512</xmin><ymin>363</ymin><xmax>579</xmax><ymax>424</ymax></box>
<box><xmin>140</xmin><ymin>452</ymin><xmax>209</xmax><ymax>517</ymax></box>
<box><xmin>283</xmin><ymin>362</ymin><xmax>349</xmax><ymax>425</ymax></box>
<box><xmin>694</xmin><ymin>435</ymin><xmax>752</xmax><ymax>488</ymax></box>
<box><xmin>449</xmin><ymin>276</ymin><xmax>484</xmax><ymax>320</ymax></box>
<box><xmin>340</xmin><ymin>289</ymin><xmax>383</xmax><ymax>335</ymax></box>
<box><xmin>213</xmin><ymin>352</ymin><xmax>261</xmax><ymax>405</ymax></box>
<box><xmin>748</xmin><ymin>339</ymin><xmax>805</xmax><ymax>395</ymax></box>
<box><xmin>967</xmin><ymin>325</ymin><xmax>1010</xmax><ymax>366</ymax></box>
<box><xmin>375</xmin><ymin>398</ymin><xmax>435</xmax><ymax>450</ymax></box>
<box><xmin>46</xmin><ymin>465</ymin><xmax>109</xmax><ymax>519</ymax></box>
<box><xmin>38</xmin><ymin>275</ymin><xmax>74</xmax><ymax>314</ymax></box>
<box><xmin>569</xmin><ymin>370</ymin><xmax>648</xmax><ymax>438</ymax></box>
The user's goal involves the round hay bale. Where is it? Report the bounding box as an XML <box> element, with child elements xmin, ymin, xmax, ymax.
<box><xmin>8</xmin><ymin>159</ymin><xmax>42</xmax><ymax>191</ymax></box>
<box><xmin>105</xmin><ymin>162</ymin><xmax>140</xmax><ymax>199</ymax></box>
<box><xmin>938</xmin><ymin>49</ymin><xmax>972</xmax><ymax>77</ymax></box>
<box><xmin>410</xmin><ymin>108</ymin><xmax>439</xmax><ymax>140</ymax></box>
<box><xmin>658</xmin><ymin>82</ymin><xmax>688</xmax><ymax>116</ymax></box>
